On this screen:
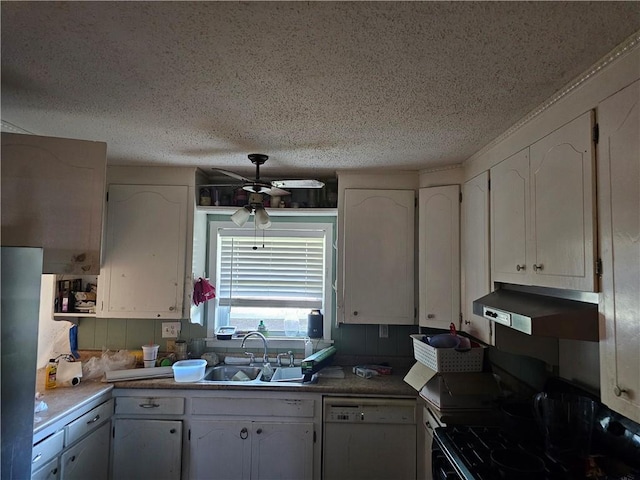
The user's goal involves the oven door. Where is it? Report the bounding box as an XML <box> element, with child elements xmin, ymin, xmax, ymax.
<box><xmin>431</xmin><ymin>433</ymin><xmax>464</xmax><ymax>480</ymax></box>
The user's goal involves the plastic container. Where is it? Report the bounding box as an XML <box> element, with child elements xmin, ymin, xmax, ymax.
<box><xmin>45</xmin><ymin>359</ymin><xmax>57</xmax><ymax>389</ymax></box>
<box><xmin>257</xmin><ymin>320</ymin><xmax>268</xmax><ymax>337</ymax></box>
<box><xmin>410</xmin><ymin>334</ymin><xmax>484</xmax><ymax>372</ymax></box>
<box><xmin>172</xmin><ymin>359</ymin><xmax>207</xmax><ymax>382</ymax></box>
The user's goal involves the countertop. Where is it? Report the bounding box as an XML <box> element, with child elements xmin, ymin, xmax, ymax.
<box><xmin>111</xmin><ymin>366</ymin><xmax>418</xmax><ymax>397</ymax></box>
<box><xmin>33</xmin><ymin>369</ymin><xmax>113</xmax><ymax>444</ymax></box>
<box><xmin>33</xmin><ymin>365</ymin><xmax>416</xmax><ymax>444</ymax></box>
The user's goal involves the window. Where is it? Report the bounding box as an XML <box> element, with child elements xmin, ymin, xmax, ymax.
<box><xmin>207</xmin><ymin>220</ymin><xmax>334</xmax><ymax>339</ymax></box>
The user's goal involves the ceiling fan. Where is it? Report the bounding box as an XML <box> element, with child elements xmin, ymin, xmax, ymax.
<box><xmin>204</xmin><ymin>153</ymin><xmax>325</xmax><ymax>229</ymax></box>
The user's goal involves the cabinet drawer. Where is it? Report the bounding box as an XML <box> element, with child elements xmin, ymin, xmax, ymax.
<box><xmin>191</xmin><ymin>397</ymin><xmax>315</xmax><ymax>417</ymax></box>
<box><xmin>65</xmin><ymin>398</ymin><xmax>113</xmax><ymax>446</ymax></box>
<box><xmin>115</xmin><ymin>396</ymin><xmax>184</xmax><ymax>415</ymax></box>
<box><xmin>32</xmin><ymin>430</ymin><xmax>64</xmax><ymax>470</ymax></box>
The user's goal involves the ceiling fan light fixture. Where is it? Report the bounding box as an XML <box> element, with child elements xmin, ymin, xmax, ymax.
<box><xmin>230</xmin><ymin>205</ymin><xmax>251</xmax><ymax>227</ymax></box>
<box><xmin>254</xmin><ymin>206</ymin><xmax>271</xmax><ymax>230</ymax></box>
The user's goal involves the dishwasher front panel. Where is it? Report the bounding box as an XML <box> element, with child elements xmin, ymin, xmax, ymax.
<box><xmin>323</xmin><ymin>397</ymin><xmax>417</xmax><ymax>480</ymax></box>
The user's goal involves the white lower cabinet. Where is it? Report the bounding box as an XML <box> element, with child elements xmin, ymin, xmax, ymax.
<box><xmin>31</xmin><ymin>397</ymin><xmax>112</xmax><ymax>480</ymax></box>
<box><xmin>188</xmin><ymin>393</ymin><xmax>320</xmax><ymax>480</ymax></box>
<box><xmin>190</xmin><ymin>420</ymin><xmax>313</xmax><ymax>480</ymax></box>
<box><xmin>60</xmin><ymin>422</ymin><xmax>110</xmax><ymax>480</ymax></box>
<box><xmin>112</xmin><ymin>419</ymin><xmax>183</xmax><ymax>480</ymax></box>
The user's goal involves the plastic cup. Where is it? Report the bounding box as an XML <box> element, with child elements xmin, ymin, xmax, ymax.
<box><xmin>143</xmin><ymin>360</ymin><xmax>156</xmax><ymax>368</ymax></box>
<box><xmin>142</xmin><ymin>344</ymin><xmax>159</xmax><ymax>361</ymax></box>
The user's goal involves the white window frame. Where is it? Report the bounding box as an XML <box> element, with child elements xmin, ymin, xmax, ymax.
<box><xmin>206</xmin><ymin>220</ymin><xmax>334</xmax><ymax>341</ymax></box>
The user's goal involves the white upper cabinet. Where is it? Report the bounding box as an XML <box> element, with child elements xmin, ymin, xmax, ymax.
<box><xmin>1</xmin><ymin>133</ymin><xmax>106</xmax><ymax>274</ymax></box>
<box><xmin>342</xmin><ymin>189</ymin><xmax>415</xmax><ymax>325</ymax></box>
<box><xmin>490</xmin><ymin>148</ymin><xmax>530</xmax><ymax>285</ymax></box>
<box><xmin>597</xmin><ymin>80</ymin><xmax>640</xmax><ymax>424</ymax></box>
<box><xmin>418</xmin><ymin>185</ymin><xmax>460</xmax><ymax>330</ymax></box>
<box><xmin>491</xmin><ymin>111</ymin><xmax>597</xmax><ymax>291</ymax></box>
<box><xmin>99</xmin><ymin>184</ymin><xmax>188</xmax><ymax>318</ymax></box>
<box><xmin>461</xmin><ymin>173</ymin><xmax>493</xmax><ymax>345</ymax></box>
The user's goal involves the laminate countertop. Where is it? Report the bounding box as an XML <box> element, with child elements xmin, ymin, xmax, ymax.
<box><xmin>33</xmin><ymin>369</ymin><xmax>113</xmax><ymax>444</ymax></box>
<box><xmin>111</xmin><ymin>366</ymin><xmax>418</xmax><ymax>397</ymax></box>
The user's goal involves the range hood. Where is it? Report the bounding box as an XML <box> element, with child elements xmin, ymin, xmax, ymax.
<box><xmin>472</xmin><ymin>284</ymin><xmax>599</xmax><ymax>341</ymax></box>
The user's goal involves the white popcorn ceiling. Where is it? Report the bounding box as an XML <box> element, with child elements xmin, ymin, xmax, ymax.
<box><xmin>2</xmin><ymin>2</ymin><xmax>639</xmax><ymax>179</ymax></box>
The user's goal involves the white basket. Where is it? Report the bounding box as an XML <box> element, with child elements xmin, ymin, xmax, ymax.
<box><xmin>410</xmin><ymin>334</ymin><xmax>484</xmax><ymax>373</ymax></box>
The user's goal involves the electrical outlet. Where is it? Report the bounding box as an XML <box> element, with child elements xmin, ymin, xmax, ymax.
<box><xmin>162</xmin><ymin>322</ymin><xmax>181</xmax><ymax>338</ymax></box>
<box><xmin>379</xmin><ymin>324</ymin><xmax>389</xmax><ymax>338</ymax></box>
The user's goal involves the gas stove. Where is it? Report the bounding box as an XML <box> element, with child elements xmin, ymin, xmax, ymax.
<box><xmin>433</xmin><ymin>424</ymin><xmax>639</xmax><ymax>480</ymax></box>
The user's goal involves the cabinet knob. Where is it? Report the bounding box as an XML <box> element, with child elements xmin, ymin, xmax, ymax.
<box><xmin>427</xmin><ymin>314</ymin><xmax>435</xmax><ymax>319</ymax></box>
<box><xmin>614</xmin><ymin>386</ymin><xmax>628</xmax><ymax>397</ymax></box>
<box><xmin>353</xmin><ymin>311</ymin><xmax>358</xmax><ymax>316</ymax></box>
<box><xmin>533</xmin><ymin>264</ymin><xmax>544</xmax><ymax>272</ymax></box>
<box><xmin>464</xmin><ymin>320</ymin><xmax>471</xmax><ymax>325</ymax></box>
<box><xmin>169</xmin><ymin>306</ymin><xmax>175</xmax><ymax>311</ymax></box>
<box><xmin>70</xmin><ymin>456</ymin><xmax>76</xmax><ymax>463</ymax></box>
<box><xmin>256</xmin><ymin>428</ymin><xmax>263</xmax><ymax>434</ymax></box>
<box><xmin>240</xmin><ymin>427</ymin><xmax>248</xmax><ymax>439</ymax></box>
<box><xmin>516</xmin><ymin>264</ymin><xmax>525</xmax><ymax>272</ymax></box>
<box><xmin>170</xmin><ymin>428</ymin><xmax>177</xmax><ymax>434</ymax></box>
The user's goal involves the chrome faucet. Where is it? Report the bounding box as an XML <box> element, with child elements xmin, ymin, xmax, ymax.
<box><xmin>241</xmin><ymin>331</ymin><xmax>269</xmax><ymax>364</ymax></box>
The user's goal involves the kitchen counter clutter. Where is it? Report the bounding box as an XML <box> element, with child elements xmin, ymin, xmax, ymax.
<box><xmin>33</xmin><ymin>369</ymin><xmax>113</xmax><ymax>444</ymax></box>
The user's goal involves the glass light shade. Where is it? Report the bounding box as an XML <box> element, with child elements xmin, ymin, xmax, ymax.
<box><xmin>254</xmin><ymin>206</ymin><xmax>271</xmax><ymax>229</ymax></box>
<box><xmin>230</xmin><ymin>206</ymin><xmax>251</xmax><ymax>227</ymax></box>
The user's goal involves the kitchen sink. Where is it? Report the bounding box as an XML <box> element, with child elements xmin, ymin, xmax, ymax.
<box><xmin>202</xmin><ymin>365</ymin><xmax>263</xmax><ymax>382</ymax></box>
<box><xmin>270</xmin><ymin>366</ymin><xmax>305</xmax><ymax>382</ymax></box>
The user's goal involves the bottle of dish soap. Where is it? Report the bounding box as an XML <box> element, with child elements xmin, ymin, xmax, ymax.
<box><xmin>257</xmin><ymin>320</ymin><xmax>268</xmax><ymax>337</ymax></box>
<box><xmin>45</xmin><ymin>358</ymin><xmax>57</xmax><ymax>390</ymax></box>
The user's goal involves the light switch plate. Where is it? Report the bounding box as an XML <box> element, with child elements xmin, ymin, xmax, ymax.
<box><xmin>162</xmin><ymin>322</ymin><xmax>181</xmax><ymax>338</ymax></box>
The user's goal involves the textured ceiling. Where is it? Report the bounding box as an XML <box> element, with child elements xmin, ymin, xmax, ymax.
<box><xmin>2</xmin><ymin>2</ymin><xmax>639</xmax><ymax>179</ymax></box>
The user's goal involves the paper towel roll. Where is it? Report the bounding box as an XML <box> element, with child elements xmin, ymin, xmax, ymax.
<box><xmin>57</xmin><ymin>360</ymin><xmax>83</xmax><ymax>386</ymax></box>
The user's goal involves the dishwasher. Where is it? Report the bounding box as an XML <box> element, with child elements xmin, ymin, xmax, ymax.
<box><xmin>323</xmin><ymin>397</ymin><xmax>416</xmax><ymax>480</ymax></box>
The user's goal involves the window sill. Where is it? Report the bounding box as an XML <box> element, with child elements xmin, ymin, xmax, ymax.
<box><xmin>204</xmin><ymin>336</ymin><xmax>332</xmax><ymax>351</ymax></box>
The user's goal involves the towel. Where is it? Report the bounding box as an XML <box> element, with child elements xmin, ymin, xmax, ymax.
<box><xmin>193</xmin><ymin>277</ymin><xmax>216</xmax><ymax>306</ymax></box>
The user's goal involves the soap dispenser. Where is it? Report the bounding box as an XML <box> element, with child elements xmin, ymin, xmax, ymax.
<box><xmin>257</xmin><ymin>320</ymin><xmax>268</xmax><ymax>337</ymax></box>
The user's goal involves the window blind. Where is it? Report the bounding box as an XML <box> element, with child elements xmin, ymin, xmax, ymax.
<box><xmin>218</xmin><ymin>234</ymin><xmax>325</xmax><ymax>309</ymax></box>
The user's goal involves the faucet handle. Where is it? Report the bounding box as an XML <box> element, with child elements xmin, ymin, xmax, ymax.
<box><xmin>276</xmin><ymin>352</ymin><xmax>288</xmax><ymax>367</ymax></box>
<box><xmin>244</xmin><ymin>352</ymin><xmax>255</xmax><ymax>366</ymax></box>
<box><xmin>288</xmin><ymin>351</ymin><xmax>295</xmax><ymax>367</ymax></box>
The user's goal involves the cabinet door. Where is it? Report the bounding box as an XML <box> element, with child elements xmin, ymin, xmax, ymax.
<box><xmin>343</xmin><ymin>189</ymin><xmax>415</xmax><ymax>324</ymax></box>
<box><xmin>112</xmin><ymin>419</ymin><xmax>182</xmax><ymax>480</ymax></box>
<box><xmin>189</xmin><ymin>421</ymin><xmax>251</xmax><ymax>480</ymax></box>
<box><xmin>598</xmin><ymin>80</ymin><xmax>640</xmax><ymax>424</ymax></box>
<box><xmin>59</xmin><ymin>421</ymin><xmax>109</xmax><ymax>480</ymax></box>
<box><xmin>491</xmin><ymin>148</ymin><xmax>530</xmax><ymax>284</ymax></box>
<box><xmin>461</xmin><ymin>172</ymin><xmax>493</xmax><ymax>344</ymax></box>
<box><xmin>418</xmin><ymin>185</ymin><xmax>460</xmax><ymax>329</ymax></box>
<box><xmin>1</xmin><ymin>133</ymin><xmax>106</xmax><ymax>274</ymax></box>
<box><xmin>31</xmin><ymin>457</ymin><xmax>59</xmax><ymax>480</ymax></box>
<box><xmin>252</xmin><ymin>422</ymin><xmax>313</xmax><ymax>480</ymax></box>
<box><xmin>100</xmin><ymin>185</ymin><xmax>188</xmax><ymax>318</ymax></box>
<box><xmin>530</xmin><ymin>111</ymin><xmax>596</xmax><ymax>291</ymax></box>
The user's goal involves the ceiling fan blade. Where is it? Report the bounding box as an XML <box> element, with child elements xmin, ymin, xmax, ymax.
<box><xmin>262</xmin><ymin>187</ymin><xmax>291</xmax><ymax>197</ymax></box>
<box><xmin>271</xmin><ymin>179</ymin><xmax>325</xmax><ymax>189</ymax></box>
<box><xmin>213</xmin><ymin>168</ymin><xmax>252</xmax><ymax>183</ymax></box>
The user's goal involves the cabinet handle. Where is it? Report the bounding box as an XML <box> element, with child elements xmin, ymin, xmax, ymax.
<box><xmin>614</xmin><ymin>386</ymin><xmax>628</xmax><ymax>397</ymax></box>
<box><xmin>169</xmin><ymin>306</ymin><xmax>175</xmax><ymax>311</ymax></box>
<box><xmin>240</xmin><ymin>427</ymin><xmax>248</xmax><ymax>439</ymax></box>
<box><xmin>256</xmin><ymin>428</ymin><xmax>263</xmax><ymax>434</ymax></box>
<box><xmin>353</xmin><ymin>311</ymin><xmax>358</xmax><ymax>316</ymax></box>
<box><xmin>139</xmin><ymin>403</ymin><xmax>160</xmax><ymax>408</ymax></box>
<box><xmin>170</xmin><ymin>428</ymin><xmax>177</xmax><ymax>434</ymax></box>
<box><xmin>516</xmin><ymin>264</ymin><xmax>525</xmax><ymax>271</ymax></box>
<box><xmin>425</xmin><ymin>421</ymin><xmax>433</xmax><ymax>431</ymax></box>
<box><xmin>32</xmin><ymin>453</ymin><xmax>42</xmax><ymax>464</ymax></box>
<box><xmin>533</xmin><ymin>264</ymin><xmax>544</xmax><ymax>272</ymax></box>
<box><xmin>464</xmin><ymin>320</ymin><xmax>471</xmax><ymax>325</ymax></box>
<box><xmin>427</xmin><ymin>314</ymin><xmax>435</xmax><ymax>319</ymax></box>
<box><xmin>86</xmin><ymin>414</ymin><xmax>100</xmax><ymax>424</ymax></box>
<box><xmin>70</xmin><ymin>456</ymin><xmax>76</xmax><ymax>463</ymax></box>
<box><xmin>52</xmin><ymin>468</ymin><xmax>58</xmax><ymax>475</ymax></box>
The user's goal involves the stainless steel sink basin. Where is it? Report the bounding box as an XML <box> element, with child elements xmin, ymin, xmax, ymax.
<box><xmin>202</xmin><ymin>365</ymin><xmax>263</xmax><ymax>382</ymax></box>
<box><xmin>270</xmin><ymin>366</ymin><xmax>305</xmax><ymax>382</ymax></box>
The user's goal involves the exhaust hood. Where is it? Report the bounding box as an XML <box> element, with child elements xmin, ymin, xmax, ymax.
<box><xmin>472</xmin><ymin>284</ymin><xmax>599</xmax><ymax>341</ymax></box>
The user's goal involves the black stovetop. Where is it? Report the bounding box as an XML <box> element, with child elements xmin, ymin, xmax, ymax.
<box><xmin>434</xmin><ymin>424</ymin><xmax>639</xmax><ymax>480</ymax></box>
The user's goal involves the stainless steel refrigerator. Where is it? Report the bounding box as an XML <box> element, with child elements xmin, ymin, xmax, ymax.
<box><xmin>1</xmin><ymin>247</ymin><xmax>43</xmax><ymax>479</ymax></box>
